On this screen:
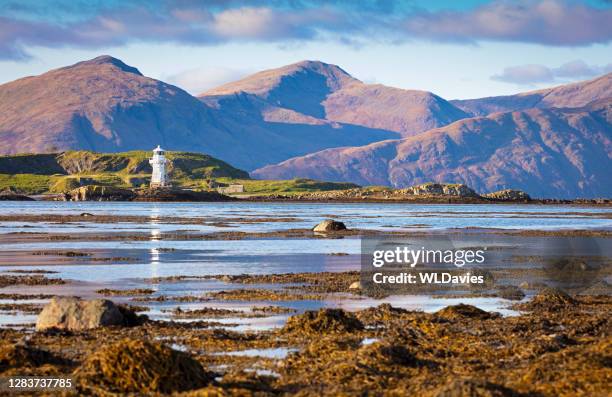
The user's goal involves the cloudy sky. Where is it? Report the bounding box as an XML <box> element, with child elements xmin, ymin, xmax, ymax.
<box><xmin>0</xmin><ymin>0</ymin><xmax>611</xmax><ymax>99</ymax></box>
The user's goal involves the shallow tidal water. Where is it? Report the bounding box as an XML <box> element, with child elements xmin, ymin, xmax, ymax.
<box><xmin>0</xmin><ymin>201</ymin><xmax>610</xmax><ymax>328</ymax></box>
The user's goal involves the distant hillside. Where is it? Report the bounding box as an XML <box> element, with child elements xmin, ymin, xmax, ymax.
<box><xmin>0</xmin><ymin>56</ymin><xmax>397</xmax><ymax>170</ymax></box>
<box><xmin>253</xmin><ymin>99</ymin><xmax>612</xmax><ymax>199</ymax></box>
<box><xmin>451</xmin><ymin>73</ymin><xmax>612</xmax><ymax>116</ymax></box>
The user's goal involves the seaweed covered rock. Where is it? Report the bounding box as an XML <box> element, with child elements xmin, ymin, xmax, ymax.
<box><xmin>579</xmin><ymin>280</ymin><xmax>612</xmax><ymax>295</ymax></box>
<box><xmin>0</xmin><ymin>342</ymin><xmax>62</xmax><ymax>374</ymax></box>
<box><xmin>521</xmin><ymin>339</ymin><xmax>611</xmax><ymax>395</ymax></box>
<box><xmin>520</xmin><ymin>288</ymin><xmax>577</xmax><ymax>311</ymax></box>
<box><xmin>281</xmin><ymin>337</ymin><xmax>426</xmax><ymax>395</ymax></box>
<box><xmin>496</xmin><ymin>285</ymin><xmax>525</xmax><ymax>301</ymax></box>
<box><xmin>356</xmin><ymin>342</ymin><xmax>420</xmax><ymax>368</ymax></box>
<box><xmin>435</xmin><ymin>304</ymin><xmax>500</xmax><ymax>320</ymax></box>
<box><xmin>74</xmin><ymin>338</ymin><xmax>213</xmax><ymax>394</ymax></box>
<box><xmin>543</xmin><ymin>257</ymin><xmax>604</xmax><ymax>292</ymax></box>
<box><xmin>283</xmin><ymin>308</ymin><xmax>363</xmax><ymax>335</ymax></box>
<box><xmin>0</xmin><ymin>190</ymin><xmax>34</xmax><ymax>201</ymax></box>
<box><xmin>356</xmin><ymin>303</ymin><xmax>411</xmax><ymax>325</ymax></box>
<box><xmin>433</xmin><ymin>378</ymin><xmax>520</xmax><ymax>397</ymax></box>
<box><xmin>313</xmin><ymin>219</ymin><xmax>347</xmax><ymax>232</ymax></box>
<box><xmin>36</xmin><ymin>296</ymin><xmax>145</xmax><ymax>331</ymax></box>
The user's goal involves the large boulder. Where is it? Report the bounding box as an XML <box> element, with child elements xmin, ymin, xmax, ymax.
<box><xmin>36</xmin><ymin>296</ymin><xmax>139</xmax><ymax>331</ymax></box>
<box><xmin>313</xmin><ymin>219</ymin><xmax>347</xmax><ymax>232</ymax></box>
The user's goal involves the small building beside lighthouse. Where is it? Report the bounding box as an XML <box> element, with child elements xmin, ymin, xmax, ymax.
<box><xmin>149</xmin><ymin>145</ymin><xmax>169</xmax><ymax>188</ymax></box>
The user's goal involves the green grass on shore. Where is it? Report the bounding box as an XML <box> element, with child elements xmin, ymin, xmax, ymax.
<box><xmin>0</xmin><ymin>174</ymin><xmax>55</xmax><ymax>194</ymax></box>
<box><xmin>0</xmin><ymin>174</ymin><xmax>359</xmax><ymax>196</ymax></box>
<box><xmin>215</xmin><ymin>178</ymin><xmax>359</xmax><ymax>195</ymax></box>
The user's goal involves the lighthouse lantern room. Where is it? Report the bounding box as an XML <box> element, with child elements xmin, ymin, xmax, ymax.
<box><xmin>149</xmin><ymin>145</ymin><xmax>168</xmax><ymax>188</ymax></box>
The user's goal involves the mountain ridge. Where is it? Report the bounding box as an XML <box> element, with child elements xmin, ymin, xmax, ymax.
<box><xmin>200</xmin><ymin>60</ymin><xmax>470</xmax><ymax>136</ymax></box>
<box><xmin>451</xmin><ymin>73</ymin><xmax>612</xmax><ymax>116</ymax></box>
<box><xmin>0</xmin><ymin>56</ymin><xmax>398</xmax><ymax>171</ymax></box>
<box><xmin>253</xmin><ymin>98</ymin><xmax>612</xmax><ymax>198</ymax></box>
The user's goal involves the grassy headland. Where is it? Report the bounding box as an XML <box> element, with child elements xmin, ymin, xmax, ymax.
<box><xmin>0</xmin><ymin>151</ymin><xmax>356</xmax><ymax>195</ymax></box>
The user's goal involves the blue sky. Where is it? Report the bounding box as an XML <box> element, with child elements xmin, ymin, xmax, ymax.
<box><xmin>0</xmin><ymin>0</ymin><xmax>610</xmax><ymax>99</ymax></box>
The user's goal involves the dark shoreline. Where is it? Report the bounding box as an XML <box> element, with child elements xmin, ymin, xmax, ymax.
<box><xmin>241</xmin><ymin>195</ymin><xmax>612</xmax><ymax>206</ymax></box>
<box><xmin>3</xmin><ymin>188</ymin><xmax>612</xmax><ymax>206</ymax></box>
<box><xmin>18</xmin><ymin>195</ymin><xmax>612</xmax><ymax>205</ymax></box>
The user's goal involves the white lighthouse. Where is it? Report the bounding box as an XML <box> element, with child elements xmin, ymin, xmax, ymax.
<box><xmin>149</xmin><ymin>145</ymin><xmax>169</xmax><ymax>188</ymax></box>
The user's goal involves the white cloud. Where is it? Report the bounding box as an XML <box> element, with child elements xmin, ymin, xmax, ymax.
<box><xmin>492</xmin><ymin>64</ymin><xmax>555</xmax><ymax>85</ymax></box>
<box><xmin>492</xmin><ymin>60</ymin><xmax>612</xmax><ymax>85</ymax></box>
<box><xmin>2</xmin><ymin>0</ymin><xmax>612</xmax><ymax>61</ymax></box>
<box><xmin>403</xmin><ymin>0</ymin><xmax>612</xmax><ymax>46</ymax></box>
<box><xmin>164</xmin><ymin>66</ymin><xmax>253</xmax><ymax>95</ymax></box>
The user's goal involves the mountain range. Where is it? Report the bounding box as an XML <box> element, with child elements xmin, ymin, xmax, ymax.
<box><xmin>0</xmin><ymin>56</ymin><xmax>610</xmax><ymax>198</ymax></box>
<box><xmin>0</xmin><ymin>56</ymin><xmax>398</xmax><ymax>171</ymax></box>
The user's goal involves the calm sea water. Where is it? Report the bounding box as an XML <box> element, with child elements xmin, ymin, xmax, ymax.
<box><xmin>1</xmin><ymin>201</ymin><xmax>611</xmax><ymax>233</ymax></box>
<box><xmin>0</xmin><ymin>201</ymin><xmax>610</xmax><ymax>327</ymax></box>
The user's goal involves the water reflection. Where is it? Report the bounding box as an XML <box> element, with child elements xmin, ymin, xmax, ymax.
<box><xmin>149</xmin><ymin>206</ymin><xmax>162</xmax><ymax>278</ymax></box>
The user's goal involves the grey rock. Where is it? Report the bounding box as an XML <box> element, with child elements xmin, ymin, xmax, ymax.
<box><xmin>313</xmin><ymin>219</ymin><xmax>347</xmax><ymax>232</ymax></box>
<box><xmin>496</xmin><ymin>285</ymin><xmax>525</xmax><ymax>301</ymax></box>
<box><xmin>36</xmin><ymin>296</ymin><xmax>126</xmax><ymax>331</ymax></box>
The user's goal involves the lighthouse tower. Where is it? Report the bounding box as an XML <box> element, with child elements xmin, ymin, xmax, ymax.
<box><xmin>149</xmin><ymin>145</ymin><xmax>169</xmax><ymax>188</ymax></box>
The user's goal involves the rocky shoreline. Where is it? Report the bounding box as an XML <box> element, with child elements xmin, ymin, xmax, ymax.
<box><xmin>0</xmin><ymin>288</ymin><xmax>609</xmax><ymax>396</ymax></box>
<box><xmin>55</xmin><ymin>185</ymin><xmax>237</xmax><ymax>202</ymax></box>
<box><xmin>2</xmin><ymin>183</ymin><xmax>611</xmax><ymax>204</ymax></box>
<box><xmin>245</xmin><ymin>184</ymin><xmax>611</xmax><ymax>205</ymax></box>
